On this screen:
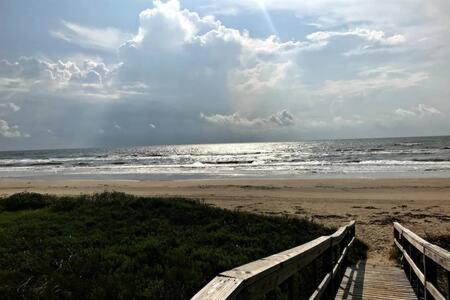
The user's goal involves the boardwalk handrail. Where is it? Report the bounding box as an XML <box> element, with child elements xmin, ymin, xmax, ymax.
<box><xmin>193</xmin><ymin>220</ymin><xmax>356</xmax><ymax>300</ymax></box>
<box><xmin>393</xmin><ymin>222</ymin><xmax>450</xmax><ymax>300</ymax></box>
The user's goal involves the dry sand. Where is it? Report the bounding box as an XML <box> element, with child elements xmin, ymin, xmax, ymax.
<box><xmin>1</xmin><ymin>178</ymin><xmax>449</xmax><ymax>265</ymax></box>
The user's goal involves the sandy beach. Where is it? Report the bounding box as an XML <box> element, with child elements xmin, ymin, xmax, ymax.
<box><xmin>1</xmin><ymin>177</ymin><xmax>449</xmax><ymax>265</ymax></box>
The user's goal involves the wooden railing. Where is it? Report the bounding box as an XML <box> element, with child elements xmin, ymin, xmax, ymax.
<box><xmin>394</xmin><ymin>222</ymin><xmax>450</xmax><ymax>300</ymax></box>
<box><xmin>192</xmin><ymin>221</ymin><xmax>355</xmax><ymax>300</ymax></box>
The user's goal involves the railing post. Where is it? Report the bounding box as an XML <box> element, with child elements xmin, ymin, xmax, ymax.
<box><xmin>330</xmin><ymin>237</ymin><xmax>335</xmax><ymax>297</ymax></box>
<box><xmin>447</xmin><ymin>270</ymin><xmax>450</xmax><ymax>300</ymax></box>
<box><xmin>393</xmin><ymin>223</ymin><xmax>450</xmax><ymax>300</ymax></box>
<box><xmin>287</xmin><ymin>272</ymin><xmax>299</xmax><ymax>300</ymax></box>
<box><xmin>423</xmin><ymin>246</ymin><xmax>427</xmax><ymax>300</ymax></box>
<box><xmin>343</xmin><ymin>230</ymin><xmax>349</xmax><ymax>269</ymax></box>
<box><xmin>194</xmin><ymin>221</ymin><xmax>357</xmax><ymax>300</ymax></box>
<box><xmin>321</xmin><ymin>237</ymin><xmax>333</xmax><ymax>299</ymax></box>
<box><xmin>425</xmin><ymin>256</ymin><xmax>437</xmax><ymax>300</ymax></box>
<box><xmin>414</xmin><ymin>247</ymin><xmax>419</xmax><ymax>295</ymax></box>
<box><xmin>312</xmin><ymin>258</ymin><xmax>318</xmax><ymax>294</ymax></box>
<box><xmin>408</xmin><ymin>242</ymin><xmax>413</xmax><ymax>283</ymax></box>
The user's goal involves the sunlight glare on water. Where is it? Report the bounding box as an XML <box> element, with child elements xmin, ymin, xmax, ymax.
<box><xmin>0</xmin><ymin>137</ymin><xmax>449</xmax><ymax>180</ymax></box>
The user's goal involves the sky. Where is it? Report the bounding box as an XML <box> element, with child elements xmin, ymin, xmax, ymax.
<box><xmin>0</xmin><ymin>0</ymin><xmax>449</xmax><ymax>150</ymax></box>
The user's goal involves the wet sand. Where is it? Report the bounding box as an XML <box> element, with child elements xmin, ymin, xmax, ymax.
<box><xmin>1</xmin><ymin>178</ymin><xmax>449</xmax><ymax>265</ymax></box>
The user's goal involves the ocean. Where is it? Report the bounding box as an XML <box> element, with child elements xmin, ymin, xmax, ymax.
<box><xmin>1</xmin><ymin>136</ymin><xmax>450</xmax><ymax>180</ymax></box>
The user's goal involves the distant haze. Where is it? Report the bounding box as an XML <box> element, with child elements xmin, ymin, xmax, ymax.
<box><xmin>0</xmin><ymin>0</ymin><xmax>449</xmax><ymax>150</ymax></box>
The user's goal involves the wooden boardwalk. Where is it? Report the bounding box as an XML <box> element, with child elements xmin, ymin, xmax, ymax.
<box><xmin>193</xmin><ymin>221</ymin><xmax>450</xmax><ymax>300</ymax></box>
<box><xmin>336</xmin><ymin>260</ymin><xmax>417</xmax><ymax>300</ymax></box>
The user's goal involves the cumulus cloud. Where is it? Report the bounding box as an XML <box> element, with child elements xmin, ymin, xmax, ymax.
<box><xmin>202</xmin><ymin>0</ymin><xmax>450</xmax><ymax>61</ymax></box>
<box><xmin>121</xmin><ymin>1</ymin><xmax>235</xmax><ymax>55</ymax></box>
<box><xmin>0</xmin><ymin>119</ymin><xmax>26</xmax><ymax>138</ymax></box>
<box><xmin>200</xmin><ymin>109</ymin><xmax>294</xmax><ymax>128</ymax></box>
<box><xmin>51</xmin><ymin>20</ymin><xmax>132</xmax><ymax>51</ymax></box>
<box><xmin>0</xmin><ymin>57</ymin><xmax>118</xmax><ymax>99</ymax></box>
<box><xmin>0</xmin><ymin>0</ymin><xmax>448</xmax><ymax>148</ymax></box>
<box><xmin>111</xmin><ymin>0</ymin><xmax>320</xmax><ymax>126</ymax></box>
<box><xmin>0</xmin><ymin>57</ymin><xmax>109</xmax><ymax>84</ymax></box>
<box><xmin>117</xmin><ymin>0</ymin><xmax>309</xmax><ymax>91</ymax></box>
<box><xmin>305</xmin><ymin>28</ymin><xmax>407</xmax><ymax>56</ymax></box>
<box><xmin>306</xmin><ymin>28</ymin><xmax>406</xmax><ymax>46</ymax></box>
<box><xmin>395</xmin><ymin>104</ymin><xmax>442</xmax><ymax>118</ymax></box>
<box><xmin>70</xmin><ymin>69</ymin><xmax>102</xmax><ymax>84</ymax></box>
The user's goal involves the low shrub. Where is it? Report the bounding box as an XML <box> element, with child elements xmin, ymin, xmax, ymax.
<box><xmin>425</xmin><ymin>233</ymin><xmax>450</xmax><ymax>251</ymax></box>
<box><xmin>0</xmin><ymin>192</ymin><xmax>333</xmax><ymax>299</ymax></box>
<box><xmin>2</xmin><ymin>192</ymin><xmax>49</xmax><ymax>211</ymax></box>
<box><xmin>348</xmin><ymin>239</ymin><xmax>369</xmax><ymax>264</ymax></box>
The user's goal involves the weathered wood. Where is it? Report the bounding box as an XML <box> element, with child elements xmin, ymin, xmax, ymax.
<box><xmin>220</xmin><ymin>236</ymin><xmax>333</xmax><ymax>299</ymax></box>
<box><xmin>394</xmin><ymin>222</ymin><xmax>450</xmax><ymax>300</ymax></box>
<box><xmin>192</xmin><ymin>276</ymin><xmax>243</xmax><ymax>300</ymax></box>
<box><xmin>192</xmin><ymin>221</ymin><xmax>355</xmax><ymax>299</ymax></box>
<box><xmin>447</xmin><ymin>271</ymin><xmax>450</xmax><ymax>300</ymax></box>
<box><xmin>287</xmin><ymin>272</ymin><xmax>299</xmax><ymax>299</ymax></box>
<box><xmin>396</xmin><ymin>239</ymin><xmax>426</xmax><ymax>284</ymax></box>
<box><xmin>425</xmin><ymin>256</ymin><xmax>437</xmax><ymax>300</ymax></box>
<box><xmin>333</xmin><ymin>237</ymin><xmax>355</xmax><ymax>277</ymax></box>
<box><xmin>395</xmin><ymin>236</ymin><xmax>445</xmax><ymax>300</ymax></box>
<box><xmin>221</xmin><ymin>236</ymin><xmax>330</xmax><ymax>283</ymax></box>
<box><xmin>195</xmin><ymin>221</ymin><xmax>450</xmax><ymax>300</ymax></box>
<box><xmin>336</xmin><ymin>260</ymin><xmax>417</xmax><ymax>300</ymax></box>
<box><xmin>309</xmin><ymin>273</ymin><xmax>331</xmax><ymax>300</ymax></box>
<box><xmin>394</xmin><ymin>222</ymin><xmax>450</xmax><ymax>271</ymax></box>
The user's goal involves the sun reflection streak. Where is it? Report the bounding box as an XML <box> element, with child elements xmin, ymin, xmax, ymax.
<box><xmin>255</xmin><ymin>0</ymin><xmax>278</xmax><ymax>36</ymax></box>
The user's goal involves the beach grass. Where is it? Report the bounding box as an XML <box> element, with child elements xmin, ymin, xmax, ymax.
<box><xmin>425</xmin><ymin>233</ymin><xmax>450</xmax><ymax>251</ymax></box>
<box><xmin>0</xmin><ymin>192</ymin><xmax>334</xmax><ymax>299</ymax></box>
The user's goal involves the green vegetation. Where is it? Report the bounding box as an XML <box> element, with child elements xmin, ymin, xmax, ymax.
<box><xmin>425</xmin><ymin>233</ymin><xmax>450</xmax><ymax>251</ymax></box>
<box><xmin>389</xmin><ymin>233</ymin><xmax>449</xmax><ymax>267</ymax></box>
<box><xmin>0</xmin><ymin>192</ymin><xmax>333</xmax><ymax>299</ymax></box>
<box><xmin>348</xmin><ymin>239</ymin><xmax>368</xmax><ymax>264</ymax></box>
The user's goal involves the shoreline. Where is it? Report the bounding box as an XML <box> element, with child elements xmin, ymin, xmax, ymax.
<box><xmin>1</xmin><ymin>177</ymin><xmax>450</xmax><ymax>194</ymax></box>
<box><xmin>1</xmin><ymin>170</ymin><xmax>449</xmax><ymax>181</ymax></box>
<box><xmin>1</xmin><ymin>177</ymin><xmax>449</xmax><ymax>265</ymax></box>
<box><xmin>2</xmin><ymin>175</ymin><xmax>450</xmax><ymax>182</ymax></box>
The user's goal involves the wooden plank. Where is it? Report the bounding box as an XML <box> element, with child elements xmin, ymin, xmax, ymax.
<box><xmin>395</xmin><ymin>238</ymin><xmax>445</xmax><ymax>300</ymax></box>
<box><xmin>221</xmin><ymin>236</ymin><xmax>330</xmax><ymax>283</ymax></box>
<box><xmin>312</xmin><ymin>223</ymin><xmax>355</xmax><ymax>299</ymax></box>
<box><xmin>425</xmin><ymin>245</ymin><xmax>450</xmax><ymax>271</ymax></box>
<box><xmin>192</xmin><ymin>276</ymin><xmax>243</xmax><ymax>300</ymax></box>
<box><xmin>394</xmin><ymin>223</ymin><xmax>449</xmax><ymax>300</ymax></box>
<box><xmin>222</xmin><ymin>222</ymin><xmax>354</xmax><ymax>284</ymax></box>
<box><xmin>309</xmin><ymin>273</ymin><xmax>331</xmax><ymax>300</ymax></box>
<box><xmin>401</xmin><ymin>241</ymin><xmax>425</xmax><ymax>284</ymax></box>
<box><xmin>394</xmin><ymin>222</ymin><xmax>450</xmax><ymax>271</ymax></box>
<box><xmin>193</xmin><ymin>221</ymin><xmax>356</xmax><ymax>299</ymax></box>
<box><xmin>333</xmin><ymin>237</ymin><xmax>355</xmax><ymax>276</ymax></box>
<box><xmin>394</xmin><ymin>222</ymin><xmax>427</xmax><ymax>249</ymax></box>
<box><xmin>426</xmin><ymin>282</ymin><xmax>446</xmax><ymax>300</ymax></box>
<box><xmin>221</xmin><ymin>236</ymin><xmax>333</xmax><ymax>298</ymax></box>
<box><xmin>331</xmin><ymin>221</ymin><xmax>355</xmax><ymax>246</ymax></box>
<box><xmin>336</xmin><ymin>260</ymin><xmax>417</xmax><ymax>300</ymax></box>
